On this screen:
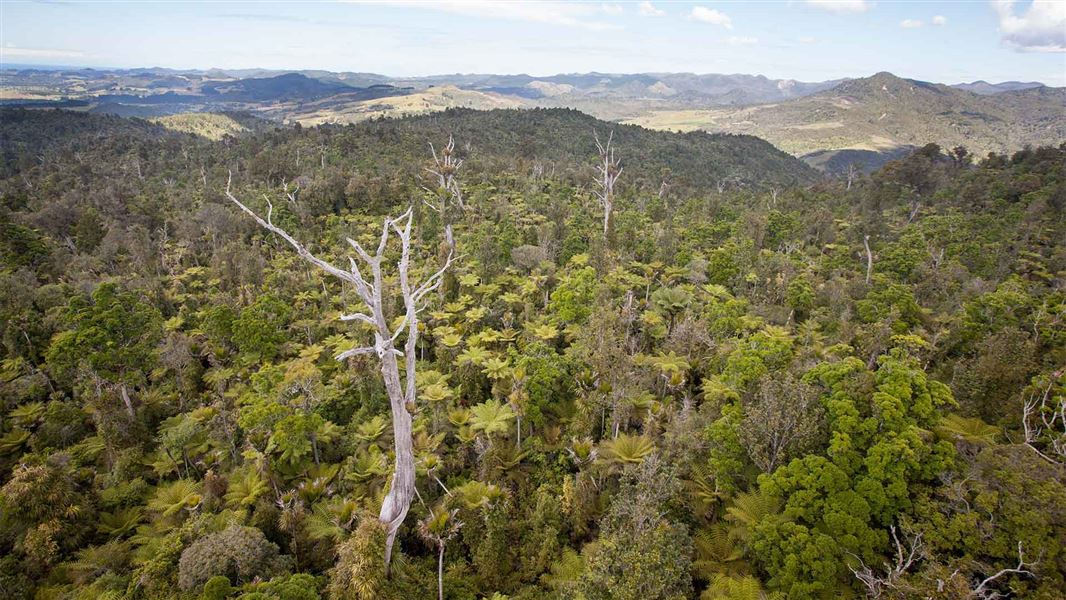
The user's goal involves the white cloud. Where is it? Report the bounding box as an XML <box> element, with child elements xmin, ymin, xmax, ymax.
<box><xmin>931</xmin><ymin>15</ymin><xmax>947</xmax><ymax>26</ymax></box>
<box><xmin>638</xmin><ymin>1</ymin><xmax>665</xmax><ymax>17</ymax></box>
<box><xmin>1</xmin><ymin>45</ymin><xmax>87</xmax><ymax>59</ymax></box>
<box><xmin>798</xmin><ymin>36</ymin><xmax>818</xmax><ymax>44</ymax></box>
<box><xmin>900</xmin><ymin>19</ymin><xmax>924</xmax><ymax>28</ymax></box>
<box><xmin>728</xmin><ymin>36</ymin><xmax>758</xmax><ymax>45</ymax></box>
<box><xmin>804</xmin><ymin>0</ymin><xmax>870</xmax><ymax>14</ymax></box>
<box><xmin>992</xmin><ymin>0</ymin><xmax>1066</xmax><ymax>53</ymax></box>
<box><xmin>601</xmin><ymin>3</ymin><xmax>623</xmax><ymax>16</ymax></box>
<box><xmin>690</xmin><ymin>6</ymin><xmax>732</xmax><ymax>28</ymax></box>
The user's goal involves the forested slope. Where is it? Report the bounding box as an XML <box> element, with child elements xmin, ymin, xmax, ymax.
<box><xmin>0</xmin><ymin>108</ymin><xmax>1063</xmax><ymax>600</ymax></box>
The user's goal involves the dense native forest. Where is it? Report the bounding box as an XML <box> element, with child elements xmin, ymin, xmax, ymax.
<box><xmin>0</xmin><ymin>107</ymin><xmax>1064</xmax><ymax>600</ymax></box>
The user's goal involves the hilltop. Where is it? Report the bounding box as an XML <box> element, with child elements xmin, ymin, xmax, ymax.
<box><xmin>0</xmin><ymin>106</ymin><xmax>817</xmax><ymax>188</ymax></box>
<box><xmin>624</xmin><ymin>72</ymin><xmax>1065</xmax><ymax>171</ymax></box>
<box><xmin>2</xmin><ymin>68</ymin><xmax>1060</xmax><ymax>174</ymax></box>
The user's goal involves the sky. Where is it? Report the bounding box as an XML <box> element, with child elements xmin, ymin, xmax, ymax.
<box><xmin>2</xmin><ymin>1</ymin><xmax>1064</xmax><ymax>85</ymax></box>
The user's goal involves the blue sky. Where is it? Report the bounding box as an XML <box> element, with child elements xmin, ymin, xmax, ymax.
<box><xmin>2</xmin><ymin>1</ymin><xmax>1064</xmax><ymax>85</ymax></box>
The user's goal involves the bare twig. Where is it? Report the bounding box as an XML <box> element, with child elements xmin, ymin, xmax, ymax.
<box><xmin>969</xmin><ymin>542</ymin><xmax>1035</xmax><ymax>599</ymax></box>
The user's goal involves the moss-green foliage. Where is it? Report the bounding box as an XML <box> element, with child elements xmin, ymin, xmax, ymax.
<box><xmin>0</xmin><ymin>109</ymin><xmax>1063</xmax><ymax>600</ymax></box>
<box><xmin>177</xmin><ymin>525</ymin><xmax>291</xmax><ymax>591</ymax></box>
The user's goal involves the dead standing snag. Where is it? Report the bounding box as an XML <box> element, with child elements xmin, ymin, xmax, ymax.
<box><xmin>226</xmin><ymin>173</ymin><xmax>454</xmax><ymax>574</ymax></box>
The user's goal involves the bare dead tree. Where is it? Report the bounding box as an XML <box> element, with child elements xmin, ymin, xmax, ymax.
<box><xmin>657</xmin><ymin>168</ymin><xmax>672</xmax><ymax>201</ymax></box>
<box><xmin>848</xmin><ymin>526</ymin><xmax>923</xmax><ymax>599</ymax></box>
<box><xmin>846</xmin><ymin>163</ymin><xmax>859</xmax><ymax>190</ymax></box>
<box><xmin>593</xmin><ymin>131</ymin><xmax>622</xmax><ymax>237</ymax></box>
<box><xmin>282</xmin><ymin>179</ymin><xmax>301</xmax><ymax>211</ymax></box>
<box><xmin>908</xmin><ymin>197</ymin><xmax>922</xmax><ymax>223</ymax></box>
<box><xmin>969</xmin><ymin>542</ymin><xmax>1036</xmax><ymax>599</ymax></box>
<box><xmin>929</xmin><ymin>246</ymin><xmax>945</xmax><ymax>271</ymax></box>
<box><xmin>1022</xmin><ymin>370</ymin><xmax>1065</xmax><ymax>465</ymax></box>
<box><xmin>423</xmin><ymin>135</ymin><xmax>464</xmax><ymax>255</ymax></box>
<box><xmin>863</xmin><ymin>234</ymin><xmax>874</xmax><ymax>285</ymax></box>
<box><xmin>225</xmin><ymin>173</ymin><xmax>454</xmax><ymax>574</ymax></box>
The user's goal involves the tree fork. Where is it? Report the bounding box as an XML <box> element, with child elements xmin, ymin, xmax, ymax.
<box><xmin>226</xmin><ymin>173</ymin><xmax>453</xmax><ymax>573</ymax></box>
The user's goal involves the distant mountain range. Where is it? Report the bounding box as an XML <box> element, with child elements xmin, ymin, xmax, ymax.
<box><xmin>2</xmin><ymin>67</ymin><xmax>1060</xmax><ymax>173</ymax></box>
<box><xmin>950</xmin><ymin>80</ymin><xmax>1046</xmax><ymax>95</ymax></box>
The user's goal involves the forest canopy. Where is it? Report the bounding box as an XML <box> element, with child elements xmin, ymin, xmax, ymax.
<box><xmin>0</xmin><ymin>107</ymin><xmax>1064</xmax><ymax>600</ymax></box>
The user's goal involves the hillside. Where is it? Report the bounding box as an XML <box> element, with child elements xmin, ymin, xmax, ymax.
<box><xmin>1</xmin><ymin>99</ymin><xmax>1063</xmax><ymax>600</ymax></box>
<box><xmin>4</xmin><ymin>69</ymin><xmax>1058</xmax><ymax>167</ymax></box>
<box><xmin>289</xmin><ymin>85</ymin><xmax>529</xmax><ymax>126</ymax></box>
<box><xmin>200</xmin><ymin>73</ymin><xmax>353</xmax><ymax>102</ymax></box>
<box><xmin>0</xmin><ymin>107</ymin><xmax>817</xmax><ymax>189</ymax></box>
<box><xmin>150</xmin><ymin>113</ymin><xmax>249</xmax><ymax>140</ymax></box>
<box><xmin>623</xmin><ymin>72</ymin><xmax>1066</xmax><ymax>170</ymax></box>
<box><xmin>951</xmin><ymin>80</ymin><xmax>1045</xmax><ymax>95</ymax></box>
<box><xmin>305</xmin><ymin>108</ymin><xmax>819</xmax><ymax>188</ymax></box>
<box><xmin>0</xmin><ymin>68</ymin><xmax>840</xmax><ymax>123</ymax></box>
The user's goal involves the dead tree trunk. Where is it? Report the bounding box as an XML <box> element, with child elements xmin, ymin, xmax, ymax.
<box><xmin>863</xmin><ymin>235</ymin><xmax>874</xmax><ymax>285</ymax></box>
<box><xmin>593</xmin><ymin>131</ymin><xmax>622</xmax><ymax>238</ymax></box>
<box><xmin>226</xmin><ymin>175</ymin><xmax>453</xmax><ymax>573</ymax></box>
<box><xmin>119</xmin><ymin>383</ymin><xmax>135</xmax><ymax>418</ymax></box>
<box><xmin>424</xmin><ymin>135</ymin><xmax>464</xmax><ymax>258</ymax></box>
<box><xmin>846</xmin><ymin>163</ymin><xmax>858</xmax><ymax>190</ymax></box>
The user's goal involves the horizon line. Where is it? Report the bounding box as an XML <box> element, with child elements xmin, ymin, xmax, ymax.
<box><xmin>0</xmin><ymin>62</ymin><xmax>1058</xmax><ymax>88</ymax></box>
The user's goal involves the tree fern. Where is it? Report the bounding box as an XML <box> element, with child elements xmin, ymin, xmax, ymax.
<box><xmin>97</xmin><ymin>507</ymin><xmax>143</xmax><ymax>538</ymax></box>
<box><xmin>725</xmin><ymin>491</ymin><xmax>781</xmax><ymax>543</ymax></box>
<box><xmin>694</xmin><ymin>524</ymin><xmax>748</xmax><ymax>579</ymax></box>
<box><xmin>225</xmin><ymin>470</ymin><xmax>269</xmax><ymax>510</ymax></box>
<box><xmin>936</xmin><ymin>413</ymin><xmax>999</xmax><ymax>444</ymax></box>
<box><xmin>598</xmin><ymin>433</ymin><xmax>655</xmax><ymax>465</ymax></box>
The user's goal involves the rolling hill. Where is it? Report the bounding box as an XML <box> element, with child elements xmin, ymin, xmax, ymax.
<box><xmin>0</xmin><ymin>106</ymin><xmax>818</xmax><ymax>190</ymax></box>
<box><xmin>149</xmin><ymin>112</ymin><xmax>250</xmax><ymax>140</ymax></box>
<box><xmin>288</xmin><ymin>85</ymin><xmax>528</xmax><ymax>126</ymax></box>
<box><xmin>951</xmin><ymin>80</ymin><xmax>1046</xmax><ymax>95</ymax></box>
<box><xmin>623</xmin><ymin>72</ymin><xmax>1065</xmax><ymax>171</ymax></box>
<box><xmin>0</xmin><ymin>68</ymin><xmax>841</xmax><ymax>123</ymax></box>
<box><xmin>4</xmin><ymin>68</ymin><xmax>1059</xmax><ymax>174</ymax></box>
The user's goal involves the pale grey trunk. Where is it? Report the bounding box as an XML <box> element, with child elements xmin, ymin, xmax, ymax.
<box><xmin>444</xmin><ymin>222</ymin><xmax>455</xmax><ymax>256</ymax></box>
<box><xmin>437</xmin><ymin>544</ymin><xmax>445</xmax><ymax>600</ymax></box>
<box><xmin>226</xmin><ymin>180</ymin><xmax>452</xmax><ymax>575</ymax></box>
<box><xmin>120</xmin><ymin>384</ymin><xmax>135</xmax><ymax>417</ymax></box>
<box><xmin>863</xmin><ymin>235</ymin><xmax>874</xmax><ymax>285</ymax></box>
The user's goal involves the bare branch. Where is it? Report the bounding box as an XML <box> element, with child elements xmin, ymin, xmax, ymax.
<box><xmin>335</xmin><ymin>346</ymin><xmax>377</xmax><ymax>361</ymax></box>
<box><xmin>969</xmin><ymin>542</ymin><xmax>1036</xmax><ymax>599</ymax></box>
<box><xmin>1022</xmin><ymin>371</ymin><xmax>1065</xmax><ymax>466</ymax></box>
<box><xmin>593</xmin><ymin>130</ymin><xmax>622</xmax><ymax>237</ymax></box>
<box><xmin>848</xmin><ymin>526</ymin><xmax>923</xmax><ymax>599</ymax></box>
<box><xmin>226</xmin><ymin>178</ymin><xmax>455</xmax><ymax>575</ymax></box>
<box><xmin>339</xmin><ymin>312</ymin><xmax>376</xmax><ymax>326</ymax></box>
<box><xmin>413</xmin><ymin>252</ymin><xmax>457</xmax><ymax>304</ymax></box>
<box><xmin>225</xmin><ymin>171</ymin><xmax>358</xmax><ymax>287</ymax></box>
<box><xmin>345</xmin><ymin>237</ymin><xmax>376</xmax><ymax>267</ymax></box>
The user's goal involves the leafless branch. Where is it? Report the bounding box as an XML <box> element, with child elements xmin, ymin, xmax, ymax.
<box><xmin>969</xmin><ymin>542</ymin><xmax>1036</xmax><ymax>599</ymax></box>
<box><xmin>225</xmin><ymin>176</ymin><xmax>455</xmax><ymax>574</ymax></box>
<box><xmin>848</xmin><ymin>526</ymin><xmax>923</xmax><ymax>598</ymax></box>
<box><xmin>593</xmin><ymin>130</ymin><xmax>622</xmax><ymax>237</ymax></box>
<box><xmin>1022</xmin><ymin>370</ymin><xmax>1065</xmax><ymax>465</ymax></box>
